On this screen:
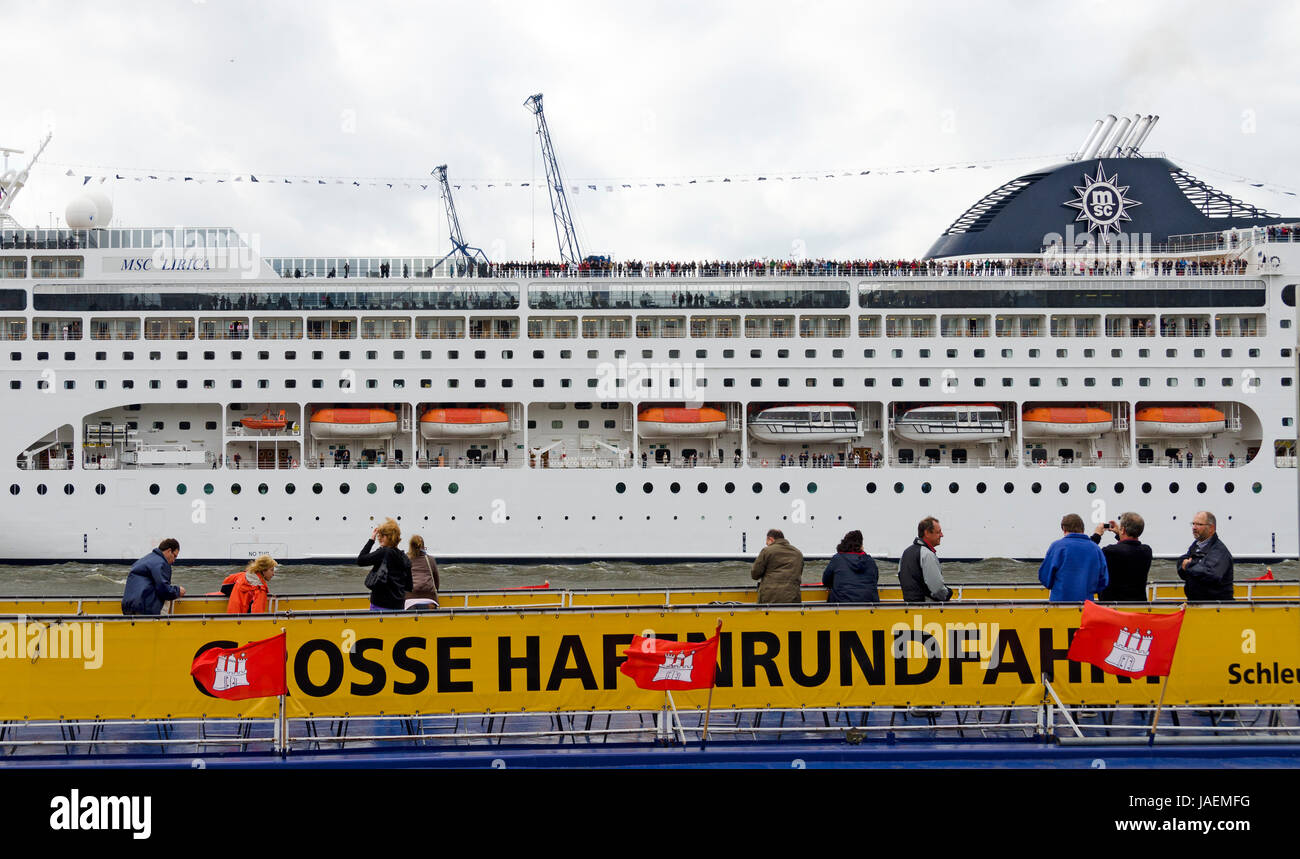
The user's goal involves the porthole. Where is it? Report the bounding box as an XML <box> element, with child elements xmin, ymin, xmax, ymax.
<box><xmin>1168</xmin><ymin>482</ymin><xmax>1179</xmax><ymax>494</ymax></box>
<box><xmin>1252</xmin><ymin>482</ymin><xmax>1262</xmax><ymax>494</ymax></box>
<box><xmin>149</xmin><ymin>484</ymin><xmax>160</xmax><ymax>495</ymax></box>
<box><xmin>1086</xmin><ymin>482</ymin><xmax>1097</xmax><ymax>494</ymax></box>
<box><xmin>921</xmin><ymin>482</ymin><xmax>932</xmax><ymax>494</ymax></box>
<box><xmin>615</xmin><ymin>482</ymin><xmax>626</xmax><ymax>494</ymax></box>
<box><xmin>313</xmin><ymin>483</ymin><xmax>323</xmax><ymax>495</ymax></box>
<box><xmin>367</xmin><ymin>483</ymin><xmax>378</xmax><ymax>495</ymax></box>
<box><xmin>948</xmin><ymin>482</ymin><xmax>959</xmax><ymax>494</ymax></box>
<box><xmin>643</xmin><ymin>482</ymin><xmax>654</xmax><ymax>494</ymax></box>
<box><xmin>975</xmin><ymin>482</ymin><xmax>986</xmax><ymax>494</ymax></box>
<box><xmin>231</xmin><ymin>483</ymin><xmax>241</xmax><ymax>495</ymax></box>
<box><xmin>339</xmin><ymin>483</ymin><xmax>349</xmax><ymax>495</ymax></box>
<box><xmin>448</xmin><ymin>483</ymin><xmax>458</xmax><ymax>494</ymax></box>
<box><xmin>176</xmin><ymin>484</ymin><xmax>187</xmax><ymax>495</ymax></box>
<box><xmin>1003</xmin><ymin>482</ymin><xmax>1014</xmax><ymax>494</ymax></box>
<box><xmin>1058</xmin><ymin>482</ymin><xmax>1069</xmax><ymax>494</ymax></box>
<box><xmin>806</xmin><ymin>482</ymin><xmax>817</xmax><ymax>493</ymax></box>
<box><xmin>1196</xmin><ymin>482</ymin><xmax>1207</xmax><ymax>493</ymax></box>
<box><xmin>1113</xmin><ymin>482</ymin><xmax>1124</xmax><ymax>493</ymax></box>
<box><xmin>286</xmin><ymin>483</ymin><xmax>296</xmax><ymax>495</ymax></box>
<box><xmin>393</xmin><ymin>483</ymin><xmax>404</xmax><ymax>495</ymax></box>
<box><xmin>724</xmin><ymin>482</ymin><xmax>735</xmax><ymax>494</ymax></box>
<box><xmin>752</xmin><ymin>482</ymin><xmax>763</xmax><ymax>494</ymax></box>
<box><xmin>1141</xmin><ymin>482</ymin><xmax>1152</xmax><ymax>494</ymax></box>
<box><xmin>421</xmin><ymin>483</ymin><xmax>431</xmax><ymax>494</ymax></box>
<box><xmin>1224</xmin><ymin>482</ymin><xmax>1235</xmax><ymax>494</ymax></box>
<box><xmin>258</xmin><ymin>483</ymin><xmax>269</xmax><ymax>495</ymax></box>
<box><xmin>670</xmin><ymin>482</ymin><xmax>681</xmax><ymax>494</ymax></box>
<box><xmin>1031</xmin><ymin>482</ymin><xmax>1042</xmax><ymax>494</ymax></box>
<box><xmin>8</xmin><ymin>484</ymin><xmax>18</xmax><ymax>496</ymax></box>
<box><xmin>36</xmin><ymin>483</ymin><xmax>47</xmax><ymax>496</ymax></box>
<box><xmin>96</xmin><ymin>484</ymin><xmax>106</xmax><ymax>495</ymax></box>
<box><xmin>893</xmin><ymin>482</ymin><xmax>904</xmax><ymax>494</ymax></box>
<box><xmin>64</xmin><ymin>483</ymin><xmax>74</xmax><ymax>496</ymax></box>
<box><xmin>697</xmin><ymin>483</ymin><xmax>708</xmax><ymax>494</ymax></box>
<box><xmin>779</xmin><ymin>482</ymin><xmax>790</xmax><ymax>494</ymax></box>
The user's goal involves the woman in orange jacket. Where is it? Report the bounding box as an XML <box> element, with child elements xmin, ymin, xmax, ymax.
<box><xmin>224</xmin><ymin>554</ymin><xmax>276</xmax><ymax>614</ymax></box>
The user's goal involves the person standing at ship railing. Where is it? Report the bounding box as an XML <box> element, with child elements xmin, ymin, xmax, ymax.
<box><xmin>223</xmin><ymin>554</ymin><xmax>276</xmax><ymax>614</ymax></box>
<box><xmin>358</xmin><ymin>519</ymin><xmax>412</xmax><ymax>611</ymax></box>
<box><xmin>1177</xmin><ymin>512</ymin><xmax>1234</xmax><ymax>602</ymax></box>
<box><xmin>750</xmin><ymin>529</ymin><xmax>804</xmax><ymax>604</ymax></box>
<box><xmin>121</xmin><ymin>538</ymin><xmax>186</xmax><ymax>616</ymax></box>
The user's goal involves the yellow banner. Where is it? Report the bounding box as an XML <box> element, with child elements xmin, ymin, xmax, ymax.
<box><xmin>0</xmin><ymin>604</ymin><xmax>1296</xmax><ymax>720</ymax></box>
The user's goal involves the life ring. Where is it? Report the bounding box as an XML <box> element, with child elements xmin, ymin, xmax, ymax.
<box><xmin>761</xmin><ymin>459</ymin><xmax>769</xmax><ymax>468</ymax></box>
<box><xmin>1218</xmin><ymin>459</ymin><xmax>1226</xmax><ymax>467</ymax></box>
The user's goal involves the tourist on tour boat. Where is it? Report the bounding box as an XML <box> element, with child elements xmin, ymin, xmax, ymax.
<box><xmin>822</xmin><ymin>530</ymin><xmax>880</xmax><ymax>603</ymax></box>
<box><xmin>224</xmin><ymin>554</ymin><xmax>276</xmax><ymax>614</ymax></box>
<box><xmin>358</xmin><ymin>519</ymin><xmax>413</xmax><ymax>611</ymax></box>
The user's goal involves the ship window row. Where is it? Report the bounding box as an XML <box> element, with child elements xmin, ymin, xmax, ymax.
<box><xmin>6</xmin><ymin>479</ymin><xmax>1269</xmax><ymax>498</ymax></box>
<box><xmin>1</xmin><ymin>312</ymin><xmax>1274</xmax><ymax>341</ymax></box>
<box><xmin>31</xmin><ymin>288</ymin><xmax>520</xmax><ymax>313</ymax></box>
<box><xmin>859</xmin><ymin>285</ymin><xmax>1265</xmax><ymax>309</ymax></box>
<box><xmin>527</xmin><ymin>283</ymin><xmax>850</xmax><ymax>310</ymax></box>
<box><xmin>3</xmin><ymin>228</ymin><xmax>245</xmax><ymax>251</ymax></box>
<box><xmin>9</xmin><ymin>375</ymin><xmax>1289</xmax><ymax>392</ymax></box>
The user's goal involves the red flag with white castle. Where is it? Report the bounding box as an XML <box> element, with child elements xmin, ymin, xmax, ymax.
<box><xmin>620</xmin><ymin>633</ymin><xmax>720</xmax><ymax>691</ymax></box>
<box><xmin>1067</xmin><ymin>601</ymin><xmax>1186</xmax><ymax>678</ymax></box>
<box><xmin>190</xmin><ymin>633</ymin><xmax>288</xmax><ymax>699</ymax></box>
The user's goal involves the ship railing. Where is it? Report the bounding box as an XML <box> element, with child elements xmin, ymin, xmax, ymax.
<box><xmin>1135</xmin><ymin>458</ymin><xmax>1244</xmax><ymax>469</ymax></box>
<box><xmin>302</xmin><ymin>459</ymin><xmax>413</xmax><ymax>470</ymax></box>
<box><xmin>3</xmin><ymin>704</ymin><xmax>1294</xmax><ymax>756</ymax></box>
<box><xmin>1021</xmin><ymin>457</ymin><xmax>1132</xmax><ymax>469</ymax></box>
<box><xmin>413</xmin><ymin>459</ymin><xmax>524</xmax><ymax>469</ymax></box>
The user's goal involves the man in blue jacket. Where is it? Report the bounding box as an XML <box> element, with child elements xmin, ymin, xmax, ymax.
<box><xmin>1038</xmin><ymin>514</ymin><xmax>1108</xmax><ymax>602</ymax></box>
<box><xmin>1176</xmin><ymin>511</ymin><xmax>1234</xmax><ymax>601</ymax></box>
<box><xmin>121</xmin><ymin>538</ymin><xmax>186</xmax><ymax>615</ymax></box>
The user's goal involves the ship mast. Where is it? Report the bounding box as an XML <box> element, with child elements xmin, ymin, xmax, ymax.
<box><xmin>432</xmin><ymin>164</ymin><xmax>490</xmax><ymax>276</ymax></box>
<box><xmin>524</xmin><ymin>93</ymin><xmax>583</xmax><ymax>265</ymax></box>
<box><xmin>0</xmin><ymin>132</ymin><xmax>52</xmax><ymax>229</ymax></box>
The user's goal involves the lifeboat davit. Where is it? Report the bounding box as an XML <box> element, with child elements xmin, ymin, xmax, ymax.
<box><xmin>240</xmin><ymin>409</ymin><xmax>288</xmax><ymax>431</ymax></box>
<box><xmin>420</xmin><ymin>407</ymin><xmax>510</xmax><ymax>439</ymax></box>
<box><xmin>638</xmin><ymin>407</ymin><xmax>728</xmax><ymax>438</ymax></box>
<box><xmin>893</xmin><ymin>404</ymin><xmax>1009</xmax><ymax>443</ymax></box>
<box><xmin>1021</xmin><ymin>406</ymin><xmax>1113</xmax><ymax>438</ymax></box>
<box><xmin>1134</xmin><ymin>405</ymin><xmax>1226</xmax><ymax>438</ymax></box>
<box><xmin>309</xmin><ymin>408</ymin><xmax>399</xmax><ymax>439</ymax></box>
<box><xmin>748</xmin><ymin>404</ymin><xmax>860</xmax><ymax>443</ymax></box>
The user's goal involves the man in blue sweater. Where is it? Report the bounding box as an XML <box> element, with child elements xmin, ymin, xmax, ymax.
<box><xmin>1038</xmin><ymin>514</ymin><xmax>1108</xmax><ymax>602</ymax></box>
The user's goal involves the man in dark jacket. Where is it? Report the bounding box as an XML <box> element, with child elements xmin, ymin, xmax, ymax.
<box><xmin>1090</xmin><ymin>512</ymin><xmax>1153</xmax><ymax>601</ymax></box>
<box><xmin>751</xmin><ymin>528</ymin><xmax>804</xmax><ymax>603</ymax></box>
<box><xmin>1177</xmin><ymin>511</ymin><xmax>1234</xmax><ymax>601</ymax></box>
<box><xmin>121</xmin><ymin>538</ymin><xmax>185</xmax><ymax>615</ymax></box>
<box><xmin>898</xmin><ymin>517</ymin><xmax>952</xmax><ymax>602</ymax></box>
<box><xmin>823</xmin><ymin>530</ymin><xmax>879</xmax><ymax>603</ymax></box>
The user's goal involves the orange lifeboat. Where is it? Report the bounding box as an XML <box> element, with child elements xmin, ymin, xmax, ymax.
<box><xmin>638</xmin><ymin>407</ymin><xmax>728</xmax><ymax>438</ymax></box>
<box><xmin>309</xmin><ymin>408</ymin><xmax>399</xmax><ymax>439</ymax></box>
<box><xmin>240</xmin><ymin>409</ymin><xmax>288</xmax><ymax>431</ymax></box>
<box><xmin>1021</xmin><ymin>406</ymin><xmax>1113</xmax><ymax>438</ymax></box>
<box><xmin>1134</xmin><ymin>405</ymin><xmax>1227</xmax><ymax>438</ymax></box>
<box><xmin>420</xmin><ymin>407</ymin><xmax>510</xmax><ymax>439</ymax></box>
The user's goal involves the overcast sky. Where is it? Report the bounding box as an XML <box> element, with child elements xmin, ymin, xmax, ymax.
<box><xmin>5</xmin><ymin>0</ymin><xmax>1299</xmax><ymax>262</ymax></box>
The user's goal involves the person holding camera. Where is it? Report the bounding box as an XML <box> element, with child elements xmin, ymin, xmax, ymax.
<box><xmin>1090</xmin><ymin>512</ymin><xmax>1153</xmax><ymax>601</ymax></box>
<box><xmin>1176</xmin><ymin>511</ymin><xmax>1234</xmax><ymax>601</ymax></box>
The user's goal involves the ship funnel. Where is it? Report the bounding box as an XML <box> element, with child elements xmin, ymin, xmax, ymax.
<box><xmin>1072</xmin><ymin>119</ymin><xmax>1104</xmax><ymax>162</ymax></box>
<box><xmin>1111</xmin><ymin>113</ymin><xmax>1143</xmax><ymax>156</ymax></box>
<box><xmin>1121</xmin><ymin>114</ymin><xmax>1152</xmax><ymax>156</ymax></box>
<box><xmin>1103</xmin><ymin>115</ymin><xmax>1133</xmax><ymax>157</ymax></box>
<box><xmin>1128</xmin><ymin>114</ymin><xmax>1158</xmax><ymax>155</ymax></box>
<box><xmin>1081</xmin><ymin>114</ymin><xmax>1117</xmax><ymax>160</ymax></box>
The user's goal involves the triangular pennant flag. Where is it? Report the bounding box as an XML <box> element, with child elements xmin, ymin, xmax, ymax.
<box><xmin>250</xmin><ymin>175</ymin><xmax>259</xmax><ymax>182</ymax></box>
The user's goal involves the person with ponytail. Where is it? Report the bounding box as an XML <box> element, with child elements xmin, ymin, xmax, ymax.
<box><xmin>822</xmin><ymin>530</ymin><xmax>880</xmax><ymax>603</ymax></box>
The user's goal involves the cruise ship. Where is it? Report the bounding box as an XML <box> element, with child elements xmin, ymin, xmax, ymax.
<box><xmin>2</xmin><ymin>115</ymin><xmax>1297</xmax><ymax>563</ymax></box>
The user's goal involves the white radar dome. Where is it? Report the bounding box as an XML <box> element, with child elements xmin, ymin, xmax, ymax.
<box><xmin>85</xmin><ymin>191</ymin><xmax>113</xmax><ymax>226</ymax></box>
<box><xmin>65</xmin><ymin>196</ymin><xmax>98</xmax><ymax>229</ymax></box>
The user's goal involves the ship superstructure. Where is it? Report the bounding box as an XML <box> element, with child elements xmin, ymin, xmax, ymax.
<box><xmin>2</xmin><ymin>117</ymin><xmax>1297</xmax><ymax>562</ymax></box>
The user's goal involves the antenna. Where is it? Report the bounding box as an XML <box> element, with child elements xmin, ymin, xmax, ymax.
<box><xmin>431</xmin><ymin>164</ymin><xmax>489</xmax><ymax>275</ymax></box>
<box><xmin>524</xmin><ymin>93</ymin><xmax>583</xmax><ymax>264</ymax></box>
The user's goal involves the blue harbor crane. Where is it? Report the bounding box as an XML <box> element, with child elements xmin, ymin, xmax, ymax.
<box><xmin>432</xmin><ymin>164</ymin><xmax>490</xmax><ymax>276</ymax></box>
<box><xmin>524</xmin><ymin>93</ymin><xmax>584</xmax><ymax>264</ymax></box>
